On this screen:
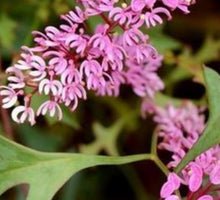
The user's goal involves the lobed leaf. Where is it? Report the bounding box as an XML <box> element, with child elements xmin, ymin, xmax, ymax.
<box><xmin>176</xmin><ymin>67</ymin><xmax>220</xmax><ymax>172</ymax></box>
<box><xmin>0</xmin><ymin>135</ymin><xmax>150</xmax><ymax>200</ymax></box>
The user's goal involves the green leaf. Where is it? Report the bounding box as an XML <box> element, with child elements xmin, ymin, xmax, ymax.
<box><xmin>195</xmin><ymin>36</ymin><xmax>220</xmax><ymax>63</ymax></box>
<box><xmin>175</xmin><ymin>67</ymin><xmax>220</xmax><ymax>172</ymax></box>
<box><xmin>146</xmin><ymin>25</ymin><xmax>181</xmax><ymax>53</ymax></box>
<box><xmin>0</xmin><ymin>135</ymin><xmax>150</xmax><ymax>200</ymax></box>
<box><xmin>79</xmin><ymin>110</ymin><xmax>140</xmax><ymax>156</ymax></box>
<box><xmin>17</xmin><ymin>124</ymin><xmax>62</xmax><ymax>152</ymax></box>
<box><xmin>80</xmin><ymin>121</ymin><xmax>123</xmax><ymax>156</ymax></box>
<box><xmin>0</xmin><ymin>13</ymin><xmax>17</xmax><ymax>49</ymax></box>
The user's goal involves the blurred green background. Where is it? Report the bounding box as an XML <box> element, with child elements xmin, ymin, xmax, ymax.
<box><xmin>0</xmin><ymin>0</ymin><xmax>220</xmax><ymax>199</ymax></box>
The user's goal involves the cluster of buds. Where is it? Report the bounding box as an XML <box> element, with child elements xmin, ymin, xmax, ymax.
<box><xmin>151</xmin><ymin>103</ymin><xmax>220</xmax><ymax>200</ymax></box>
<box><xmin>0</xmin><ymin>0</ymin><xmax>195</xmax><ymax>125</ymax></box>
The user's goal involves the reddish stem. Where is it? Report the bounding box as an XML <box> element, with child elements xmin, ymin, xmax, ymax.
<box><xmin>187</xmin><ymin>191</ymin><xmax>194</xmax><ymax>200</ymax></box>
<box><xmin>196</xmin><ymin>182</ymin><xmax>212</xmax><ymax>199</ymax></box>
<box><xmin>100</xmin><ymin>13</ymin><xmax>113</xmax><ymax>26</ymax></box>
<box><xmin>60</xmin><ymin>45</ymin><xmax>78</xmax><ymax>63</ymax></box>
<box><xmin>209</xmin><ymin>186</ymin><xmax>220</xmax><ymax>192</ymax></box>
<box><xmin>100</xmin><ymin>13</ymin><xmax>126</xmax><ymax>31</ymax></box>
<box><xmin>0</xmin><ymin>44</ymin><xmax>14</xmax><ymax>139</ymax></box>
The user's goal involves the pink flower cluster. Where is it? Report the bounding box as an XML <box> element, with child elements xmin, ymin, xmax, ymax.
<box><xmin>0</xmin><ymin>0</ymin><xmax>195</xmax><ymax>125</ymax></box>
<box><xmin>161</xmin><ymin>172</ymin><xmax>213</xmax><ymax>200</ymax></box>
<box><xmin>151</xmin><ymin>102</ymin><xmax>220</xmax><ymax>199</ymax></box>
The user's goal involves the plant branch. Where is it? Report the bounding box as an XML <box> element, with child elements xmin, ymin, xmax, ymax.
<box><xmin>0</xmin><ymin>43</ymin><xmax>14</xmax><ymax>139</ymax></box>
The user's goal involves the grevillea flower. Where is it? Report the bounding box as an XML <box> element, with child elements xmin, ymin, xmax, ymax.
<box><xmin>182</xmin><ymin>162</ymin><xmax>203</xmax><ymax>192</ymax></box>
<box><xmin>0</xmin><ymin>0</ymin><xmax>196</xmax><ymax>125</ymax></box>
<box><xmin>37</xmin><ymin>100</ymin><xmax>63</xmax><ymax>120</ymax></box>
<box><xmin>209</xmin><ymin>165</ymin><xmax>220</xmax><ymax>185</ymax></box>
<box><xmin>151</xmin><ymin>102</ymin><xmax>220</xmax><ymax>199</ymax></box>
<box><xmin>131</xmin><ymin>0</ymin><xmax>147</xmax><ymax>12</ymax></box>
<box><xmin>198</xmin><ymin>195</ymin><xmax>213</xmax><ymax>200</ymax></box>
<box><xmin>11</xmin><ymin>96</ymin><xmax>35</xmax><ymax>125</ymax></box>
<box><xmin>6</xmin><ymin>67</ymin><xmax>25</xmax><ymax>89</ymax></box>
<box><xmin>12</xmin><ymin>106</ymin><xmax>35</xmax><ymax>126</ymax></box>
<box><xmin>38</xmin><ymin>72</ymin><xmax>63</xmax><ymax>96</ymax></box>
<box><xmin>162</xmin><ymin>0</ymin><xmax>196</xmax><ymax>13</ymax></box>
<box><xmin>160</xmin><ymin>172</ymin><xmax>214</xmax><ymax>200</ymax></box>
<box><xmin>0</xmin><ymin>86</ymin><xmax>20</xmax><ymax>109</ymax></box>
<box><xmin>160</xmin><ymin>173</ymin><xmax>181</xmax><ymax>198</ymax></box>
<box><xmin>144</xmin><ymin>8</ymin><xmax>172</xmax><ymax>28</ymax></box>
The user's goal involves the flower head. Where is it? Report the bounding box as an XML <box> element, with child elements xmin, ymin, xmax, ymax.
<box><xmin>1</xmin><ymin>0</ymin><xmax>196</xmax><ymax>125</ymax></box>
<box><xmin>156</xmin><ymin>103</ymin><xmax>220</xmax><ymax>199</ymax></box>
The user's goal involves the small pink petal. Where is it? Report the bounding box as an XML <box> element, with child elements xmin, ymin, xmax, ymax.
<box><xmin>189</xmin><ymin>174</ymin><xmax>202</xmax><ymax>192</ymax></box>
<box><xmin>160</xmin><ymin>181</ymin><xmax>174</xmax><ymax>198</ymax></box>
<box><xmin>168</xmin><ymin>173</ymin><xmax>181</xmax><ymax>190</ymax></box>
<box><xmin>210</xmin><ymin>165</ymin><xmax>220</xmax><ymax>185</ymax></box>
<box><xmin>165</xmin><ymin>195</ymin><xmax>180</xmax><ymax>200</ymax></box>
<box><xmin>198</xmin><ymin>195</ymin><xmax>213</xmax><ymax>200</ymax></box>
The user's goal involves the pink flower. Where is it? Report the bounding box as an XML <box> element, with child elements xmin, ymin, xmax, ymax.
<box><xmin>28</xmin><ymin>55</ymin><xmax>47</xmax><ymax>82</ymax></box>
<box><xmin>122</xmin><ymin>28</ymin><xmax>147</xmax><ymax>47</ymax></box>
<box><xmin>32</xmin><ymin>30</ymin><xmax>59</xmax><ymax>49</ymax></box>
<box><xmin>89</xmin><ymin>25</ymin><xmax>111</xmax><ymax>51</ymax></box>
<box><xmin>64</xmin><ymin>7</ymin><xmax>87</xmax><ymax>24</ymax></box>
<box><xmin>198</xmin><ymin>195</ymin><xmax>213</xmax><ymax>200</ymax></box>
<box><xmin>126</xmin><ymin>43</ymin><xmax>158</xmax><ymax>64</ymax></box>
<box><xmin>44</xmin><ymin>51</ymin><xmax>68</xmax><ymax>75</ymax></box>
<box><xmin>161</xmin><ymin>182</ymin><xmax>175</xmax><ymax>198</ymax></box>
<box><xmin>144</xmin><ymin>7</ymin><xmax>171</xmax><ymax>28</ymax></box>
<box><xmin>168</xmin><ymin>173</ymin><xmax>181</xmax><ymax>189</ymax></box>
<box><xmin>125</xmin><ymin>61</ymin><xmax>164</xmax><ymax>98</ymax></box>
<box><xmin>87</xmin><ymin>71</ymin><xmax>111</xmax><ymax>91</ymax></box>
<box><xmin>1</xmin><ymin>0</ymin><xmax>196</xmax><ymax>125</ymax></box>
<box><xmin>103</xmin><ymin>44</ymin><xmax>125</xmax><ymax>71</ymax></box>
<box><xmin>160</xmin><ymin>173</ymin><xmax>181</xmax><ymax>198</ymax></box>
<box><xmin>144</xmin><ymin>0</ymin><xmax>157</xmax><ymax>8</ymax></box>
<box><xmin>61</xmin><ymin>67</ymin><xmax>81</xmax><ymax>85</ymax></box>
<box><xmin>141</xmin><ymin>98</ymin><xmax>157</xmax><ymax>118</ymax></box>
<box><xmin>210</xmin><ymin>165</ymin><xmax>220</xmax><ymax>185</ymax></box>
<box><xmin>165</xmin><ymin>195</ymin><xmax>180</xmax><ymax>200</ymax></box>
<box><xmin>0</xmin><ymin>86</ymin><xmax>19</xmax><ymax>109</ymax></box>
<box><xmin>109</xmin><ymin>7</ymin><xmax>132</xmax><ymax>25</ymax></box>
<box><xmin>80</xmin><ymin>59</ymin><xmax>102</xmax><ymax>77</ymax></box>
<box><xmin>162</xmin><ymin>0</ymin><xmax>179</xmax><ymax>9</ymax></box>
<box><xmin>131</xmin><ymin>0</ymin><xmax>157</xmax><ymax>12</ymax></box>
<box><xmin>98</xmin><ymin>0</ymin><xmax>116</xmax><ymax>12</ymax></box>
<box><xmin>131</xmin><ymin>0</ymin><xmax>146</xmax><ymax>12</ymax></box>
<box><xmin>187</xmin><ymin>163</ymin><xmax>203</xmax><ymax>192</ymax></box>
<box><xmin>156</xmin><ymin>103</ymin><xmax>220</xmax><ymax>199</ymax></box>
<box><xmin>6</xmin><ymin>67</ymin><xmax>25</xmax><ymax>89</ymax></box>
<box><xmin>62</xmin><ymin>82</ymin><xmax>87</xmax><ymax>111</ymax></box>
<box><xmin>37</xmin><ymin>100</ymin><xmax>63</xmax><ymax>120</ymax></box>
<box><xmin>153</xmin><ymin>103</ymin><xmax>205</xmax><ymax>168</ymax></box>
<box><xmin>79</xmin><ymin>1</ymin><xmax>101</xmax><ymax>16</ymax></box>
<box><xmin>14</xmin><ymin>57</ymin><xmax>32</xmax><ymax>70</ymax></box>
<box><xmin>66</xmin><ymin>32</ymin><xmax>88</xmax><ymax>54</ymax></box>
<box><xmin>39</xmin><ymin>78</ymin><xmax>63</xmax><ymax>96</ymax></box>
<box><xmin>162</xmin><ymin>0</ymin><xmax>193</xmax><ymax>13</ymax></box>
<box><xmin>96</xmin><ymin>71</ymin><xmax>125</xmax><ymax>96</ymax></box>
<box><xmin>11</xmin><ymin>105</ymin><xmax>35</xmax><ymax>126</ymax></box>
<box><xmin>44</xmin><ymin>26</ymin><xmax>64</xmax><ymax>44</ymax></box>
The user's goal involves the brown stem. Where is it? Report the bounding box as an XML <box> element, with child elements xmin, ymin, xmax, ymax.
<box><xmin>187</xmin><ymin>191</ymin><xmax>194</xmax><ymax>200</ymax></box>
<box><xmin>0</xmin><ymin>44</ymin><xmax>14</xmax><ymax>139</ymax></box>
<box><xmin>100</xmin><ymin>13</ymin><xmax>114</xmax><ymax>26</ymax></box>
<box><xmin>0</xmin><ymin>100</ymin><xmax>14</xmax><ymax>139</ymax></box>
<box><xmin>100</xmin><ymin>13</ymin><xmax>126</xmax><ymax>31</ymax></box>
<box><xmin>196</xmin><ymin>182</ymin><xmax>213</xmax><ymax>199</ymax></box>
